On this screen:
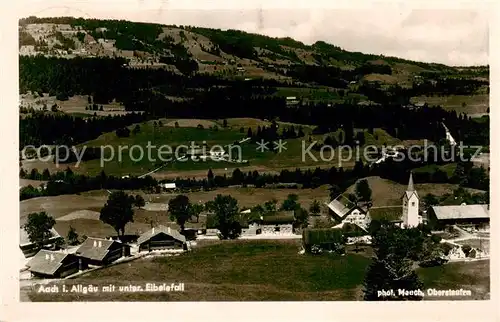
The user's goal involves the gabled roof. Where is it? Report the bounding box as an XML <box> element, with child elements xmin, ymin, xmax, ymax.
<box><xmin>261</xmin><ymin>211</ymin><xmax>295</xmax><ymax>225</ymax></box>
<box><xmin>76</xmin><ymin>237</ymin><xmax>123</xmax><ymax>261</ymax></box>
<box><xmin>326</xmin><ymin>195</ymin><xmax>364</xmax><ymax>219</ymax></box>
<box><xmin>26</xmin><ymin>250</ymin><xmax>71</xmax><ymax>275</ymax></box>
<box><xmin>20</xmin><ymin>227</ymin><xmax>62</xmax><ymax>246</ymax></box>
<box><xmin>137</xmin><ymin>225</ymin><xmax>186</xmax><ymax>245</ymax></box>
<box><xmin>368</xmin><ymin>206</ymin><xmax>403</xmax><ymax>222</ymax></box>
<box><xmin>432</xmin><ymin>204</ymin><xmax>489</xmax><ymax>220</ymax></box>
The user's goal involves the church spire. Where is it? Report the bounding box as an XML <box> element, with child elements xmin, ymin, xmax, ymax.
<box><xmin>407</xmin><ymin>172</ymin><xmax>415</xmax><ymax>191</ymax></box>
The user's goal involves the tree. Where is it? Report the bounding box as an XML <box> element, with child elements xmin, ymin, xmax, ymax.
<box><xmin>328</xmin><ymin>184</ymin><xmax>341</xmax><ymax>200</ymax></box>
<box><xmin>134</xmin><ymin>194</ymin><xmax>145</xmax><ymax>208</ymax></box>
<box><xmin>23</xmin><ymin>212</ymin><xmax>56</xmax><ymax>248</ymax></box>
<box><xmin>168</xmin><ymin>195</ymin><xmax>191</xmax><ymax>232</ymax></box>
<box><xmin>100</xmin><ymin>191</ymin><xmax>135</xmax><ymax>237</ymax></box>
<box><xmin>205</xmin><ymin>194</ymin><xmax>241</xmax><ymax>239</ymax></box>
<box><xmin>281</xmin><ymin>193</ymin><xmax>300</xmax><ymax>211</ymax></box>
<box><xmin>189</xmin><ymin>203</ymin><xmax>204</xmax><ymax>223</ymax></box>
<box><xmin>67</xmin><ymin>225</ymin><xmax>79</xmax><ymax>245</ymax></box>
<box><xmin>309</xmin><ymin>199</ymin><xmax>321</xmax><ymax>216</ymax></box>
<box><xmin>355</xmin><ymin>179</ymin><xmax>372</xmax><ymax>202</ymax></box>
<box><xmin>223</xmin><ymin>119</ymin><xmax>228</xmax><ymax>128</ymax></box>
<box><xmin>175</xmin><ymin>121</ymin><xmax>179</xmax><ymax>128</ymax></box>
<box><xmin>363</xmin><ymin>223</ymin><xmax>425</xmax><ymax>300</ymax></box>
<box><xmin>264</xmin><ymin>199</ymin><xmax>278</xmax><ymax>212</ymax></box>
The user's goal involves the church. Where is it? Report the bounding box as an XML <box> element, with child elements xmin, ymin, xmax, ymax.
<box><xmin>398</xmin><ymin>172</ymin><xmax>423</xmax><ymax>228</ymax></box>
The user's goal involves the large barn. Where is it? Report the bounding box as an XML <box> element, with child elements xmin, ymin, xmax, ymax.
<box><xmin>137</xmin><ymin>226</ymin><xmax>187</xmax><ymax>252</ymax></box>
<box><xmin>429</xmin><ymin>204</ymin><xmax>489</xmax><ymax>230</ymax></box>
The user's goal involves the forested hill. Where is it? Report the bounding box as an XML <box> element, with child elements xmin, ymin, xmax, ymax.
<box><xmin>19</xmin><ymin>16</ymin><xmax>488</xmax><ymax>84</ymax></box>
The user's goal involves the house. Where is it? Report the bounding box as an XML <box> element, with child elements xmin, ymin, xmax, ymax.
<box><xmin>20</xmin><ymin>227</ymin><xmax>64</xmax><ymax>258</ymax></box>
<box><xmin>428</xmin><ymin>204</ymin><xmax>489</xmax><ymax>230</ymax></box>
<box><xmin>326</xmin><ymin>194</ymin><xmax>369</xmax><ymax>228</ymax></box>
<box><xmin>136</xmin><ymin>226</ymin><xmax>187</xmax><ymax>252</ymax></box>
<box><xmin>285</xmin><ymin>96</ymin><xmax>299</xmax><ymax>106</ymax></box>
<box><xmin>209</xmin><ymin>146</ymin><xmax>226</xmax><ymax>158</ymax></box>
<box><xmin>75</xmin><ymin>237</ymin><xmax>130</xmax><ymax>266</ymax></box>
<box><xmin>26</xmin><ymin>250</ymin><xmax>86</xmax><ymax>278</ymax></box>
<box><xmin>160</xmin><ymin>182</ymin><xmax>176</xmax><ymax>190</ymax></box>
<box><xmin>83</xmin><ymin>33</ymin><xmax>96</xmax><ymax>45</ymax></box>
<box><xmin>260</xmin><ymin>211</ymin><xmax>295</xmax><ymax>234</ymax></box>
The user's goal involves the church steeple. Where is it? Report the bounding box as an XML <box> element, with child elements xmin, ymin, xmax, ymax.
<box><xmin>407</xmin><ymin>171</ymin><xmax>415</xmax><ymax>191</ymax></box>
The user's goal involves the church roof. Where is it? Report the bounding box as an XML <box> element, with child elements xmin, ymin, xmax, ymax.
<box><xmin>404</xmin><ymin>172</ymin><xmax>419</xmax><ymax>199</ymax></box>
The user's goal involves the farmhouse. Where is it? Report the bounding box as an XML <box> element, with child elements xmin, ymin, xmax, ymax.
<box><xmin>26</xmin><ymin>250</ymin><xmax>86</xmax><ymax>278</ymax></box>
<box><xmin>76</xmin><ymin>237</ymin><xmax>131</xmax><ymax>266</ymax></box>
<box><xmin>326</xmin><ymin>194</ymin><xmax>369</xmax><ymax>228</ymax></box>
<box><xmin>20</xmin><ymin>227</ymin><xmax>64</xmax><ymax>258</ymax></box>
<box><xmin>137</xmin><ymin>226</ymin><xmax>187</xmax><ymax>252</ymax></box>
<box><xmin>429</xmin><ymin>204</ymin><xmax>489</xmax><ymax>230</ymax></box>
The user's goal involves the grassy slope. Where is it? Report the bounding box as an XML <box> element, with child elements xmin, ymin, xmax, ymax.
<box><xmin>20</xmin><ymin>186</ymin><xmax>331</xmax><ymax>238</ymax></box>
<box><xmin>344</xmin><ymin>176</ymin><xmax>482</xmax><ymax>207</ymax></box>
<box><xmin>27</xmin><ymin>240</ymin><xmax>490</xmax><ymax>301</ymax></box>
<box><xmin>28</xmin><ymin>240</ymin><xmax>371</xmax><ymax>301</ymax></box>
<box><xmin>417</xmin><ymin>260</ymin><xmax>490</xmax><ymax>300</ymax></box>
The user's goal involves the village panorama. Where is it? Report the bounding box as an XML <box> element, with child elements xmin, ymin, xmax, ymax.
<box><xmin>18</xmin><ymin>15</ymin><xmax>490</xmax><ymax>302</ymax></box>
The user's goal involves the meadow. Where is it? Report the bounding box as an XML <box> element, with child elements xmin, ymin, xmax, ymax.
<box><xmin>26</xmin><ymin>240</ymin><xmax>490</xmax><ymax>301</ymax></box>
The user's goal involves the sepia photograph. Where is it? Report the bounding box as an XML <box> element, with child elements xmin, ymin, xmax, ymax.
<box><xmin>9</xmin><ymin>0</ymin><xmax>494</xmax><ymax>311</ymax></box>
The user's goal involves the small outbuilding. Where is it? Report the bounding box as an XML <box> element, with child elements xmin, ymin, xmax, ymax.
<box><xmin>26</xmin><ymin>250</ymin><xmax>86</xmax><ymax>278</ymax></box>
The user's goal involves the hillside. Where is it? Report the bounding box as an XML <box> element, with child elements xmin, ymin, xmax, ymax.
<box><xmin>19</xmin><ymin>16</ymin><xmax>488</xmax><ymax>85</ymax></box>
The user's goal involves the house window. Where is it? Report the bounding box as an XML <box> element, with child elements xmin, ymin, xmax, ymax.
<box><xmin>411</xmin><ymin>202</ymin><xmax>415</xmax><ymax>206</ymax></box>
<box><xmin>274</xmin><ymin>226</ymin><xmax>280</xmax><ymax>232</ymax></box>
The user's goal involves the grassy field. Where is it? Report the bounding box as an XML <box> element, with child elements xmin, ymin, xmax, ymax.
<box><xmin>410</xmin><ymin>94</ymin><xmax>489</xmax><ymax>114</ymax></box>
<box><xmin>27</xmin><ymin>240</ymin><xmax>371</xmax><ymax>301</ymax></box>
<box><xmin>26</xmin><ymin>240</ymin><xmax>490</xmax><ymax>301</ymax></box>
<box><xmin>417</xmin><ymin>260</ymin><xmax>490</xmax><ymax>300</ymax></box>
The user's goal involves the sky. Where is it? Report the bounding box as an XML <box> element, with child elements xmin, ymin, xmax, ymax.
<box><xmin>16</xmin><ymin>0</ymin><xmax>490</xmax><ymax>66</ymax></box>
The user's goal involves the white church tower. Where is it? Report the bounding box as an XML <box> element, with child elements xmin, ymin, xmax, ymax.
<box><xmin>402</xmin><ymin>172</ymin><xmax>420</xmax><ymax>228</ymax></box>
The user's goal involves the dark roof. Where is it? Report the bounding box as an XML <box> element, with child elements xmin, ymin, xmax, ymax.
<box><xmin>26</xmin><ymin>250</ymin><xmax>71</xmax><ymax>275</ymax></box>
<box><xmin>261</xmin><ymin>211</ymin><xmax>295</xmax><ymax>225</ymax></box>
<box><xmin>326</xmin><ymin>195</ymin><xmax>359</xmax><ymax>218</ymax></box>
<box><xmin>137</xmin><ymin>225</ymin><xmax>186</xmax><ymax>245</ymax></box>
<box><xmin>20</xmin><ymin>227</ymin><xmax>62</xmax><ymax>246</ymax></box>
<box><xmin>76</xmin><ymin>237</ymin><xmax>126</xmax><ymax>261</ymax></box>
<box><xmin>432</xmin><ymin>204</ymin><xmax>489</xmax><ymax>220</ymax></box>
<box><xmin>368</xmin><ymin>206</ymin><xmax>403</xmax><ymax>222</ymax></box>
<box><xmin>302</xmin><ymin>228</ymin><xmax>343</xmax><ymax>246</ymax></box>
